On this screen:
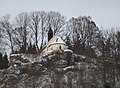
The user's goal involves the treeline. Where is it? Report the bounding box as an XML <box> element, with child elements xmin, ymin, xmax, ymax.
<box><xmin>0</xmin><ymin>11</ymin><xmax>119</xmax><ymax>58</ymax></box>
<box><xmin>0</xmin><ymin>11</ymin><xmax>66</xmax><ymax>54</ymax></box>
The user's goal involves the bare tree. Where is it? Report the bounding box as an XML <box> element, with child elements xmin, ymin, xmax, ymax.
<box><xmin>29</xmin><ymin>11</ymin><xmax>41</xmax><ymax>50</ymax></box>
<box><xmin>62</xmin><ymin>16</ymin><xmax>100</xmax><ymax>56</ymax></box>
<box><xmin>39</xmin><ymin>11</ymin><xmax>48</xmax><ymax>49</ymax></box>
<box><xmin>0</xmin><ymin>14</ymin><xmax>14</xmax><ymax>53</ymax></box>
<box><xmin>47</xmin><ymin>11</ymin><xmax>66</xmax><ymax>35</ymax></box>
<box><xmin>15</xmin><ymin>12</ymin><xmax>31</xmax><ymax>53</ymax></box>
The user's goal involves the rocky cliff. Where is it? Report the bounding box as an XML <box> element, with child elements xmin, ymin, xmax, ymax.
<box><xmin>0</xmin><ymin>51</ymin><xmax>118</xmax><ymax>88</ymax></box>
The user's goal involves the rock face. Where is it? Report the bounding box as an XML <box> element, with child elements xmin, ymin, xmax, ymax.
<box><xmin>0</xmin><ymin>51</ymin><xmax>119</xmax><ymax>88</ymax></box>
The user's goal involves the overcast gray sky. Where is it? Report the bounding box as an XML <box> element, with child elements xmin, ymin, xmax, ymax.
<box><xmin>0</xmin><ymin>0</ymin><xmax>120</xmax><ymax>29</ymax></box>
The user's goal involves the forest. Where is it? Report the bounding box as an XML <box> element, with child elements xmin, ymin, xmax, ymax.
<box><xmin>0</xmin><ymin>11</ymin><xmax>120</xmax><ymax>87</ymax></box>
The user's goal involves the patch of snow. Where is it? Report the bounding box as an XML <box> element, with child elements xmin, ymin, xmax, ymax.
<box><xmin>80</xmin><ymin>55</ymin><xmax>86</xmax><ymax>59</ymax></box>
<box><xmin>91</xmin><ymin>46</ymin><xmax>96</xmax><ymax>49</ymax></box>
<box><xmin>63</xmin><ymin>66</ymin><xmax>74</xmax><ymax>70</ymax></box>
<box><xmin>14</xmin><ymin>64</ymin><xmax>17</xmax><ymax>67</ymax></box>
<box><xmin>15</xmin><ymin>60</ymin><xmax>21</xmax><ymax>64</ymax></box>
<box><xmin>10</xmin><ymin>54</ymin><xmax>21</xmax><ymax>57</ymax></box>
<box><xmin>64</xmin><ymin>49</ymin><xmax>73</xmax><ymax>53</ymax></box>
<box><xmin>92</xmin><ymin>47</ymin><xmax>102</xmax><ymax>57</ymax></box>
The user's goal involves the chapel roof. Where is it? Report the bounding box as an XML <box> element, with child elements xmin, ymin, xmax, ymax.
<box><xmin>47</xmin><ymin>34</ymin><xmax>66</xmax><ymax>47</ymax></box>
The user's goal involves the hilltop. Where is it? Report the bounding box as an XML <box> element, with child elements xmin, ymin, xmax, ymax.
<box><xmin>0</xmin><ymin>11</ymin><xmax>120</xmax><ymax>88</ymax></box>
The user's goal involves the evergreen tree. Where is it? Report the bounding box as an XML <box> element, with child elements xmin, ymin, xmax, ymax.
<box><xmin>19</xmin><ymin>45</ymin><xmax>25</xmax><ymax>53</ymax></box>
<box><xmin>3</xmin><ymin>52</ymin><xmax>9</xmax><ymax>68</ymax></box>
<box><xmin>32</xmin><ymin>44</ymin><xmax>37</xmax><ymax>54</ymax></box>
<box><xmin>27</xmin><ymin>41</ymin><xmax>33</xmax><ymax>54</ymax></box>
<box><xmin>0</xmin><ymin>52</ymin><xmax>4</xmax><ymax>69</ymax></box>
<box><xmin>0</xmin><ymin>52</ymin><xmax>2</xmax><ymax>63</ymax></box>
<box><xmin>65</xmin><ymin>36</ymin><xmax>72</xmax><ymax>50</ymax></box>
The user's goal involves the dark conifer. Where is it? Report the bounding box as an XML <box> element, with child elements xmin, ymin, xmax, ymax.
<box><xmin>3</xmin><ymin>52</ymin><xmax>9</xmax><ymax>69</ymax></box>
<box><xmin>32</xmin><ymin>44</ymin><xmax>37</xmax><ymax>54</ymax></box>
<box><xmin>0</xmin><ymin>52</ymin><xmax>2</xmax><ymax>63</ymax></box>
<box><xmin>27</xmin><ymin>41</ymin><xmax>33</xmax><ymax>54</ymax></box>
<box><xmin>19</xmin><ymin>45</ymin><xmax>25</xmax><ymax>53</ymax></box>
<box><xmin>0</xmin><ymin>52</ymin><xmax>3</xmax><ymax>69</ymax></box>
<box><xmin>48</xmin><ymin>26</ymin><xmax>53</xmax><ymax>41</ymax></box>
